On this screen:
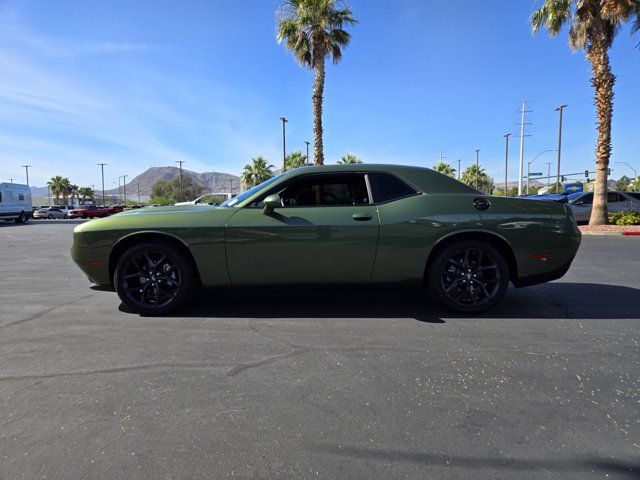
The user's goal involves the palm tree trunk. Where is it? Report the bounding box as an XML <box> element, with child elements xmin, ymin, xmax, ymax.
<box><xmin>312</xmin><ymin>54</ymin><xmax>326</xmax><ymax>165</ymax></box>
<box><xmin>587</xmin><ymin>42</ymin><xmax>615</xmax><ymax>226</ymax></box>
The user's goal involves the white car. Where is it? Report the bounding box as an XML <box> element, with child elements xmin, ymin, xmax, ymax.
<box><xmin>568</xmin><ymin>191</ymin><xmax>640</xmax><ymax>222</ymax></box>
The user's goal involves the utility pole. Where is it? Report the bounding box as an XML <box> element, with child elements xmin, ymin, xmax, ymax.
<box><xmin>555</xmin><ymin>104</ymin><xmax>568</xmax><ymax>192</ymax></box>
<box><xmin>440</xmin><ymin>151</ymin><xmax>445</xmax><ymax>164</ymax></box>
<box><xmin>22</xmin><ymin>165</ymin><xmax>31</xmax><ymax>186</ymax></box>
<box><xmin>175</xmin><ymin>161</ymin><xmax>186</xmax><ymax>202</ymax></box>
<box><xmin>98</xmin><ymin>163</ymin><xmax>107</xmax><ymax>206</ymax></box>
<box><xmin>475</xmin><ymin>149</ymin><xmax>481</xmax><ymax>190</ymax></box>
<box><xmin>517</xmin><ymin>100</ymin><xmax>532</xmax><ymax>196</ymax></box>
<box><xmin>457</xmin><ymin>159</ymin><xmax>461</xmax><ymax>181</ymax></box>
<box><xmin>137</xmin><ymin>183</ymin><xmax>140</xmax><ymax>203</ymax></box>
<box><xmin>280</xmin><ymin>117</ymin><xmax>288</xmax><ymax>171</ymax></box>
<box><xmin>503</xmin><ymin>134</ymin><xmax>510</xmax><ymax>196</ymax></box>
<box><xmin>9</xmin><ymin>178</ymin><xmax>13</xmax><ymax>183</ymax></box>
<box><xmin>211</xmin><ymin>168</ymin><xmax>215</xmax><ymax>194</ymax></box>
<box><xmin>121</xmin><ymin>175</ymin><xmax>127</xmax><ymax>205</ymax></box>
<box><xmin>305</xmin><ymin>141</ymin><xmax>311</xmax><ymax>166</ymax></box>
<box><xmin>546</xmin><ymin>162</ymin><xmax>552</xmax><ymax>191</ymax></box>
<box><xmin>117</xmin><ymin>177</ymin><xmax>122</xmax><ymax>203</ymax></box>
<box><xmin>615</xmin><ymin>162</ymin><xmax>638</xmax><ymax>191</ymax></box>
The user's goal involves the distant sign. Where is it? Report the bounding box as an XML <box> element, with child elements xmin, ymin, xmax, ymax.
<box><xmin>529</xmin><ymin>172</ymin><xmax>543</xmax><ymax>176</ymax></box>
<box><xmin>564</xmin><ymin>183</ymin><xmax>583</xmax><ymax>194</ymax></box>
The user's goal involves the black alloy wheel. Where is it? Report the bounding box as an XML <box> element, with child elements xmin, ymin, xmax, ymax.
<box><xmin>428</xmin><ymin>240</ymin><xmax>509</xmax><ymax>313</ymax></box>
<box><xmin>114</xmin><ymin>242</ymin><xmax>195</xmax><ymax>315</ymax></box>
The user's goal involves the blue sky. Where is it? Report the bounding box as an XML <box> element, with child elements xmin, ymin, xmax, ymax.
<box><xmin>0</xmin><ymin>0</ymin><xmax>638</xmax><ymax>188</ymax></box>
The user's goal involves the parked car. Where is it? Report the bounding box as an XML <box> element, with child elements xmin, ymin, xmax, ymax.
<box><xmin>68</xmin><ymin>206</ymin><xmax>113</xmax><ymax>219</ymax></box>
<box><xmin>71</xmin><ymin>164</ymin><xmax>581</xmax><ymax>315</ymax></box>
<box><xmin>0</xmin><ymin>182</ymin><xmax>32</xmax><ymax>223</ymax></box>
<box><xmin>523</xmin><ymin>193</ymin><xmax>568</xmax><ymax>203</ymax></box>
<box><xmin>567</xmin><ymin>191</ymin><xmax>640</xmax><ymax>223</ymax></box>
<box><xmin>33</xmin><ymin>206</ymin><xmax>67</xmax><ymax>219</ymax></box>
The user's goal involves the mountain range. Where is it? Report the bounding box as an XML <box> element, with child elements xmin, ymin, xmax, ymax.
<box><xmin>30</xmin><ymin>167</ymin><xmax>241</xmax><ymax>197</ymax></box>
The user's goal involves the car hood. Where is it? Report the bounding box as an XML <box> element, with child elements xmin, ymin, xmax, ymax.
<box><xmin>74</xmin><ymin>204</ymin><xmax>236</xmax><ymax>233</ymax></box>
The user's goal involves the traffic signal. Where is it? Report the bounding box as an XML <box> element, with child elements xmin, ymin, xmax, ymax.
<box><xmin>561</xmin><ymin>176</ymin><xmax>566</xmax><ymax>182</ymax></box>
<box><xmin>585</xmin><ymin>170</ymin><xmax>589</xmax><ymax>178</ymax></box>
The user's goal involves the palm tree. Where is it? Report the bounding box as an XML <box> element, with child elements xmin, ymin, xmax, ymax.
<box><xmin>337</xmin><ymin>153</ymin><xmax>362</xmax><ymax>164</ymax></box>
<box><xmin>461</xmin><ymin>165</ymin><xmax>494</xmax><ymax>194</ymax></box>
<box><xmin>70</xmin><ymin>184</ymin><xmax>79</xmax><ymax>206</ymax></box>
<box><xmin>241</xmin><ymin>156</ymin><xmax>275</xmax><ymax>188</ymax></box>
<box><xmin>433</xmin><ymin>161</ymin><xmax>456</xmax><ymax>177</ymax></box>
<box><xmin>47</xmin><ymin>176</ymin><xmax>67</xmax><ymax>205</ymax></box>
<box><xmin>277</xmin><ymin>0</ymin><xmax>357</xmax><ymax>165</ymax></box>
<box><xmin>531</xmin><ymin>1</ymin><xmax>640</xmax><ymax>225</ymax></box>
<box><xmin>79</xmin><ymin>187</ymin><xmax>94</xmax><ymax>203</ymax></box>
<box><xmin>284</xmin><ymin>151</ymin><xmax>308</xmax><ymax>171</ymax></box>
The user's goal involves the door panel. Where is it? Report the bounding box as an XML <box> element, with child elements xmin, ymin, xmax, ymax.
<box><xmin>225</xmin><ymin>206</ymin><xmax>380</xmax><ymax>285</ymax></box>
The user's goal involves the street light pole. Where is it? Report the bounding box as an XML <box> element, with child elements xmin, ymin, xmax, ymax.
<box><xmin>546</xmin><ymin>162</ymin><xmax>552</xmax><ymax>191</ymax></box>
<box><xmin>137</xmin><ymin>183</ymin><xmax>140</xmax><ymax>204</ymax></box>
<box><xmin>305</xmin><ymin>141</ymin><xmax>310</xmax><ymax>166</ymax></box>
<box><xmin>555</xmin><ymin>104</ymin><xmax>568</xmax><ymax>192</ymax></box>
<box><xmin>457</xmin><ymin>159</ymin><xmax>461</xmax><ymax>181</ymax></box>
<box><xmin>527</xmin><ymin>149</ymin><xmax>555</xmax><ymax>195</ymax></box>
<box><xmin>503</xmin><ymin>134</ymin><xmax>510</xmax><ymax>196</ymax></box>
<box><xmin>21</xmin><ymin>165</ymin><xmax>31</xmax><ymax>186</ymax></box>
<box><xmin>121</xmin><ymin>175</ymin><xmax>127</xmax><ymax>204</ymax></box>
<box><xmin>615</xmin><ymin>162</ymin><xmax>638</xmax><ymax>191</ymax></box>
<box><xmin>474</xmin><ymin>149</ymin><xmax>480</xmax><ymax>190</ymax></box>
<box><xmin>280</xmin><ymin>117</ymin><xmax>288</xmax><ymax>171</ymax></box>
<box><xmin>175</xmin><ymin>161</ymin><xmax>186</xmax><ymax>202</ymax></box>
<box><xmin>98</xmin><ymin>163</ymin><xmax>107</xmax><ymax>206</ymax></box>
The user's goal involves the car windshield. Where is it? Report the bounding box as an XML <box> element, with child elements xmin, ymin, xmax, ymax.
<box><xmin>219</xmin><ymin>174</ymin><xmax>285</xmax><ymax>207</ymax></box>
<box><xmin>567</xmin><ymin>192</ymin><xmax>585</xmax><ymax>203</ymax></box>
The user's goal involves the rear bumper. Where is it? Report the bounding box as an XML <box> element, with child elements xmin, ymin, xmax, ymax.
<box><xmin>512</xmin><ymin>255</ymin><xmax>575</xmax><ymax>287</ymax></box>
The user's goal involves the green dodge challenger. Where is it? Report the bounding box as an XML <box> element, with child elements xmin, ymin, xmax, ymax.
<box><xmin>71</xmin><ymin>164</ymin><xmax>581</xmax><ymax>315</ymax></box>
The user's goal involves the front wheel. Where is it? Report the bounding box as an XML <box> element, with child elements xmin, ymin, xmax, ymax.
<box><xmin>427</xmin><ymin>240</ymin><xmax>509</xmax><ymax>313</ymax></box>
<box><xmin>114</xmin><ymin>242</ymin><xmax>196</xmax><ymax>315</ymax></box>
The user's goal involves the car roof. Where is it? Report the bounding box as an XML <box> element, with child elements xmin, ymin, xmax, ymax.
<box><xmin>236</xmin><ymin>164</ymin><xmax>477</xmax><ymax>208</ymax></box>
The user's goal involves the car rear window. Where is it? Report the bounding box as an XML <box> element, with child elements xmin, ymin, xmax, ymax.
<box><xmin>368</xmin><ymin>173</ymin><xmax>419</xmax><ymax>203</ymax></box>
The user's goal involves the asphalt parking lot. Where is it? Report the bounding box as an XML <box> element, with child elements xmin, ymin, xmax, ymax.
<box><xmin>1</xmin><ymin>220</ymin><xmax>639</xmax><ymax>479</ymax></box>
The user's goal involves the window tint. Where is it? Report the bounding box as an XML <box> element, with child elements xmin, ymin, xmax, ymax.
<box><xmin>607</xmin><ymin>192</ymin><xmax>621</xmax><ymax>203</ymax></box>
<box><xmin>626</xmin><ymin>192</ymin><xmax>640</xmax><ymax>201</ymax></box>
<box><xmin>275</xmin><ymin>174</ymin><xmax>369</xmax><ymax>207</ymax></box>
<box><xmin>18</xmin><ymin>193</ymin><xmax>24</xmax><ymax>201</ymax></box>
<box><xmin>368</xmin><ymin>173</ymin><xmax>418</xmax><ymax>203</ymax></box>
<box><xmin>579</xmin><ymin>193</ymin><xmax>593</xmax><ymax>204</ymax></box>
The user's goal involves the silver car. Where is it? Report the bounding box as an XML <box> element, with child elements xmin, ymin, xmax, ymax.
<box><xmin>33</xmin><ymin>206</ymin><xmax>68</xmax><ymax>219</ymax></box>
<box><xmin>568</xmin><ymin>191</ymin><xmax>640</xmax><ymax>222</ymax></box>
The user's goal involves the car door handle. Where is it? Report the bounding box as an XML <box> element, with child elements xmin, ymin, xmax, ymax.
<box><xmin>352</xmin><ymin>213</ymin><xmax>373</xmax><ymax>221</ymax></box>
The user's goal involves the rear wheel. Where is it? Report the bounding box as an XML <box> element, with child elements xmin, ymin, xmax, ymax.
<box><xmin>14</xmin><ymin>212</ymin><xmax>26</xmax><ymax>224</ymax></box>
<box><xmin>428</xmin><ymin>240</ymin><xmax>509</xmax><ymax>313</ymax></box>
<box><xmin>47</xmin><ymin>214</ymin><xmax>53</xmax><ymax>219</ymax></box>
<box><xmin>63</xmin><ymin>214</ymin><xmax>68</xmax><ymax>219</ymax></box>
<box><xmin>114</xmin><ymin>242</ymin><xmax>196</xmax><ymax>315</ymax></box>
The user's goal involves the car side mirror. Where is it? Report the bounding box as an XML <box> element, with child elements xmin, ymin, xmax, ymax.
<box><xmin>263</xmin><ymin>194</ymin><xmax>281</xmax><ymax>215</ymax></box>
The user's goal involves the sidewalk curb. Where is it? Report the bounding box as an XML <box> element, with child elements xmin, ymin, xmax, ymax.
<box><xmin>579</xmin><ymin>230</ymin><xmax>640</xmax><ymax>236</ymax></box>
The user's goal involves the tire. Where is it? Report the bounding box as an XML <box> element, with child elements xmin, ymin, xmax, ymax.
<box><xmin>63</xmin><ymin>214</ymin><xmax>68</xmax><ymax>219</ymax></box>
<box><xmin>14</xmin><ymin>212</ymin><xmax>26</xmax><ymax>224</ymax></box>
<box><xmin>427</xmin><ymin>240</ymin><xmax>510</xmax><ymax>313</ymax></box>
<box><xmin>48</xmin><ymin>214</ymin><xmax>53</xmax><ymax>219</ymax></box>
<box><xmin>114</xmin><ymin>242</ymin><xmax>196</xmax><ymax>315</ymax></box>
<box><xmin>82</xmin><ymin>214</ymin><xmax>87</xmax><ymax>219</ymax></box>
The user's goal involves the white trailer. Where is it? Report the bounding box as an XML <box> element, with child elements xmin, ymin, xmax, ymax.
<box><xmin>0</xmin><ymin>182</ymin><xmax>32</xmax><ymax>223</ymax></box>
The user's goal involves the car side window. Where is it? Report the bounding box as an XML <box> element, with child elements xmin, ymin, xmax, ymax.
<box><xmin>607</xmin><ymin>192</ymin><xmax>620</xmax><ymax>203</ymax></box>
<box><xmin>262</xmin><ymin>173</ymin><xmax>370</xmax><ymax>207</ymax></box>
<box><xmin>368</xmin><ymin>173</ymin><xmax>419</xmax><ymax>203</ymax></box>
<box><xmin>580</xmin><ymin>193</ymin><xmax>593</xmax><ymax>204</ymax></box>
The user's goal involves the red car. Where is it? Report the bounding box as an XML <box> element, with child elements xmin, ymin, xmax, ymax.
<box><xmin>68</xmin><ymin>206</ymin><xmax>117</xmax><ymax>219</ymax></box>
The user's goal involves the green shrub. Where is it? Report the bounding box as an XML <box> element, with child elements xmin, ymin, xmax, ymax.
<box><xmin>610</xmin><ymin>210</ymin><xmax>640</xmax><ymax>226</ymax></box>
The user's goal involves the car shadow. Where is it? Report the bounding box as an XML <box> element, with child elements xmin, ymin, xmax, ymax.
<box><xmin>307</xmin><ymin>443</ymin><xmax>639</xmax><ymax>477</ymax></box>
<box><xmin>119</xmin><ymin>282</ymin><xmax>640</xmax><ymax>321</ymax></box>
